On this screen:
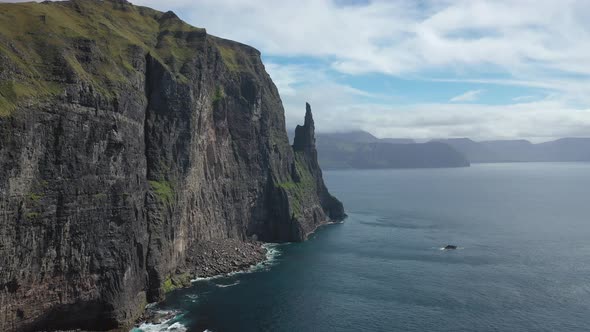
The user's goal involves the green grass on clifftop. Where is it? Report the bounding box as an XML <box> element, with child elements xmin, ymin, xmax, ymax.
<box><xmin>0</xmin><ymin>0</ymin><xmax>257</xmax><ymax>115</ymax></box>
<box><xmin>218</xmin><ymin>45</ymin><xmax>239</xmax><ymax>71</ymax></box>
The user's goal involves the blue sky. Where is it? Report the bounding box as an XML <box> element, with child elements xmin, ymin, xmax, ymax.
<box><xmin>115</xmin><ymin>1</ymin><xmax>590</xmax><ymax>140</ymax></box>
<box><xmin>265</xmin><ymin>54</ymin><xmax>545</xmax><ymax>105</ymax></box>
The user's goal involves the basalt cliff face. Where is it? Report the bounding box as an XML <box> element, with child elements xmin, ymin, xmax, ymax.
<box><xmin>0</xmin><ymin>1</ymin><xmax>344</xmax><ymax>330</ymax></box>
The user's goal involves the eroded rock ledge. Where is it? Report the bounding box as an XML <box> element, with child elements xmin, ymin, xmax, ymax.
<box><xmin>185</xmin><ymin>240</ymin><xmax>267</xmax><ymax>280</ymax></box>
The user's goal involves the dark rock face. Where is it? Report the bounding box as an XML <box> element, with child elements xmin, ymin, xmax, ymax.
<box><xmin>290</xmin><ymin>103</ymin><xmax>346</xmax><ymax>224</ymax></box>
<box><xmin>292</xmin><ymin>103</ymin><xmax>316</xmax><ymax>151</ymax></box>
<box><xmin>0</xmin><ymin>1</ymin><xmax>344</xmax><ymax>331</ymax></box>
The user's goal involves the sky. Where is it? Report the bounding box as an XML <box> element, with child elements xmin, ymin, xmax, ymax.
<box><xmin>8</xmin><ymin>0</ymin><xmax>590</xmax><ymax>141</ymax></box>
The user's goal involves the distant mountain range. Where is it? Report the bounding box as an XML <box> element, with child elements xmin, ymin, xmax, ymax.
<box><xmin>309</xmin><ymin>131</ymin><xmax>590</xmax><ymax>170</ymax></box>
<box><xmin>433</xmin><ymin>138</ymin><xmax>590</xmax><ymax>163</ymax></box>
<box><xmin>315</xmin><ymin>131</ymin><xmax>469</xmax><ymax>169</ymax></box>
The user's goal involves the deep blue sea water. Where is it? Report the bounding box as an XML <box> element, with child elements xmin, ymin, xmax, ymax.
<box><xmin>137</xmin><ymin>163</ymin><xmax>590</xmax><ymax>332</ymax></box>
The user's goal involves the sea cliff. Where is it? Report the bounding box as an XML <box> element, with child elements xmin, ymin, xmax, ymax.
<box><xmin>0</xmin><ymin>1</ymin><xmax>344</xmax><ymax>330</ymax></box>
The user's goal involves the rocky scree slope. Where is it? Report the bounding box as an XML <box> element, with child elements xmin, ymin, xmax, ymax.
<box><xmin>0</xmin><ymin>0</ymin><xmax>344</xmax><ymax>330</ymax></box>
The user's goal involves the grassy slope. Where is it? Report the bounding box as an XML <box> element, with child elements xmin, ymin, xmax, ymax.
<box><xmin>277</xmin><ymin>151</ymin><xmax>318</xmax><ymax>218</ymax></box>
<box><xmin>0</xmin><ymin>0</ymin><xmax>153</xmax><ymax>114</ymax></box>
<box><xmin>0</xmin><ymin>0</ymin><xmax>255</xmax><ymax>117</ymax></box>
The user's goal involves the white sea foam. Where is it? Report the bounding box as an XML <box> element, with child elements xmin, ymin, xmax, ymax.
<box><xmin>136</xmin><ymin>244</ymin><xmax>283</xmax><ymax>331</ymax></box>
<box><xmin>327</xmin><ymin>220</ymin><xmax>345</xmax><ymax>225</ymax></box>
<box><xmin>167</xmin><ymin>322</ymin><xmax>187</xmax><ymax>331</ymax></box>
<box><xmin>250</xmin><ymin>243</ymin><xmax>281</xmax><ymax>272</ymax></box>
<box><xmin>145</xmin><ymin>302</ymin><xmax>158</xmax><ymax>309</ymax></box>
<box><xmin>190</xmin><ymin>270</ymin><xmax>239</xmax><ymax>283</ymax></box>
<box><xmin>190</xmin><ymin>275</ymin><xmax>217</xmax><ymax>282</ymax></box>
<box><xmin>131</xmin><ymin>311</ymin><xmax>186</xmax><ymax>332</ymax></box>
<box><xmin>185</xmin><ymin>294</ymin><xmax>199</xmax><ymax>302</ymax></box>
<box><xmin>214</xmin><ymin>280</ymin><xmax>240</xmax><ymax>288</ymax></box>
<box><xmin>133</xmin><ymin>320</ymin><xmax>187</xmax><ymax>332</ymax></box>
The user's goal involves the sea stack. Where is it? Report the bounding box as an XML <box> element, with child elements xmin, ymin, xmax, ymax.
<box><xmin>287</xmin><ymin>103</ymin><xmax>347</xmax><ymax>225</ymax></box>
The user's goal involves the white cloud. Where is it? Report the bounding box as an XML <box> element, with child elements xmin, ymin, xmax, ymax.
<box><xmin>512</xmin><ymin>95</ymin><xmax>536</xmax><ymax>102</ymax></box>
<box><xmin>450</xmin><ymin>89</ymin><xmax>484</xmax><ymax>102</ymax></box>
<box><xmin>132</xmin><ymin>0</ymin><xmax>590</xmax><ymax>80</ymax></box>
<box><xmin>265</xmin><ymin>63</ymin><xmax>386</xmax><ymax>132</ymax></box>
<box><xmin>368</xmin><ymin>101</ymin><xmax>590</xmax><ymax>142</ymax></box>
<box><xmin>268</xmin><ymin>63</ymin><xmax>590</xmax><ymax>142</ymax></box>
<box><xmin>14</xmin><ymin>0</ymin><xmax>589</xmax><ymax>140</ymax></box>
<box><xmin>299</xmin><ymin>98</ymin><xmax>590</xmax><ymax>143</ymax></box>
<box><xmin>131</xmin><ymin>1</ymin><xmax>590</xmax><ymax>95</ymax></box>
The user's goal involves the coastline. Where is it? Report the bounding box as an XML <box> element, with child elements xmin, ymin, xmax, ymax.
<box><xmin>304</xmin><ymin>217</ymin><xmax>346</xmax><ymax>239</ymax></box>
<box><xmin>133</xmin><ymin>241</ymin><xmax>279</xmax><ymax>331</ymax></box>
<box><xmin>133</xmin><ymin>220</ymin><xmax>345</xmax><ymax>331</ymax></box>
<box><xmin>184</xmin><ymin>240</ymin><xmax>268</xmax><ymax>278</ymax></box>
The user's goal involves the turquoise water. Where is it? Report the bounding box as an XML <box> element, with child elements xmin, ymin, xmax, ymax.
<box><xmin>140</xmin><ymin>163</ymin><xmax>590</xmax><ymax>332</ymax></box>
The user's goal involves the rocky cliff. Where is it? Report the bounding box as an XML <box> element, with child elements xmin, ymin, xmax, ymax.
<box><xmin>291</xmin><ymin>103</ymin><xmax>346</xmax><ymax>223</ymax></box>
<box><xmin>0</xmin><ymin>1</ymin><xmax>344</xmax><ymax>330</ymax></box>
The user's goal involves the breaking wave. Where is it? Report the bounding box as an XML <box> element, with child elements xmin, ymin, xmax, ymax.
<box><xmin>214</xmin><ymin>280</ymin><xmax>240</xmax><ymax>288</ymax></box>
<box><xmin>132</xmin><ymin>313</ymin><xmax>187</xmax><ymax>332</ymax></box>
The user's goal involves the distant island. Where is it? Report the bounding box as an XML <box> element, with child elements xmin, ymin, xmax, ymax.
<box><xmin>432</xmin><ymin>138</ymin><xmax>590</xmax><ymax>163</ymax></box>
<box><xmin>304</xmin><ymin>130</ymin><xmax>590</xmax><ymax>170</ymax></box>
<box><xmin>314</xmin><ymin>131</ymin><xmax>470</xmax><ymax>169</ymax></box>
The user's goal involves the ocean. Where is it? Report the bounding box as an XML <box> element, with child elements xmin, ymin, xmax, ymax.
<box><xmin>135</xmin><ymin>162</ymin><xmax>590</xmax><ymax>332</ymax></box>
